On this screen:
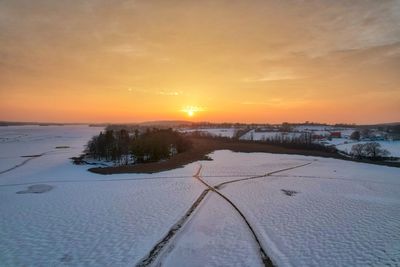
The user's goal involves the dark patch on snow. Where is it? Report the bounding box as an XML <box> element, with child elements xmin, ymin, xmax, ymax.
<box><xmin>70</xmin><ymin>156</ymin><xmax>108</xmax><ymax>166</ymax></box>
<box><xmin>16</xmin><ymin>184</ymin><xmax>54</xmax><ymax>194</ymax></box>
<box><xmin>55</xmin><ymin>146</ymin><xmax>70</xmax><ymax>149</ymax></box>
<box><xmin>281</xmin><ymin>189</ymin><xmax>298</xmax><ymax>196</ymax></box>
<box><xmin>59</xmin><ymin>254</ymin><xmax>73</xmax><ymax>263</ymax></box>
<box><xmin>20</xmin><ymin>154</ymin><xmax>42</xmax><ymax>158</ymax></box>
<box><xmin>201</xmin><ymin>155</ymin><xmax>213</xmax><ymax>161</ymax></box>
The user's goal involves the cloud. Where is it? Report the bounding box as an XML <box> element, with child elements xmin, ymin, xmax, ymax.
<box><xmin>126</xmin><ymin>88</ymin><xmax>180</xmax><ymax>96</ymax></box>
<box><xmin>157</xmin><ymin>91</ymin><xmax>180</xmax><ymax>96</ymax></box>
<box><xmin>106</xmin><ymin>44</ymin><xmax>147</xmax><ymax>56</ymax></box>
<box><xmin>241</xmin><ymin>98</ymin><xmax>309</xmax><ymax>108</ymax></box>
<box><xmin>242</xmin><ymin>71</ymin><xmax>302</xmax><ymax>82</ymax></box>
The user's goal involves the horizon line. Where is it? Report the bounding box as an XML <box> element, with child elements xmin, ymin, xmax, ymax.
<box><xmin>1</xmin><ymin>120</ymin><xmax>399</xmax><ymax>126</ymax></box>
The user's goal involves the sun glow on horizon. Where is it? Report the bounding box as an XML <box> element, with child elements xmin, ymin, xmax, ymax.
<box><xmin>181</xmin><ymin>106</ymin><xmax>203</xmax><ymax>118</ymax></box>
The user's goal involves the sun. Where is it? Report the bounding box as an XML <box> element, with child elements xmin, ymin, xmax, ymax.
<box><xmin>181</xmin><ymin>106</ymin><xmax>202</xmax><ymax>117</ymax></box>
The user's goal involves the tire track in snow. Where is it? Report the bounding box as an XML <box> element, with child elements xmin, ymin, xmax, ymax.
<box><xmin>0</xmin><ymin>175</ymin><xmax>263</xmax><ymax>188</ymax></box>
<box><xmin>135</xmin><ymin>174</ymin><xmax>210</xmax><ymax>266</ymax></box>
<box><xmin>193</xmin><ymin>165</ymin><xmax>274</xmax><ymax>267</ymax></box>
<box><xmin>136</xmin><ymin>165</ymin><xmax>273</xmax><ymax>266</ymax></box>
<box><xmin>269</xmin><ymin>174</ymin><xmax>399</xmax><ymax>185</ymax></box>
<box><xmin>0</xmin><ymin>151</ymin><xmax>53</xmax><ymax>175</ymax></box>
<box><xmin>215</xmin><ymin>162</ymin><xmax>312</xmax><ymax>189</ymax></box>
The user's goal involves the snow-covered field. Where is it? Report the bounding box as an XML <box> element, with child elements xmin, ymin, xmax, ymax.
<box><xmin>0</xmin><ymin>126</ymin><xmax>203</xmax><ymax>266</ymax></box>
<box><xmin>0</xmin><ymin>125</ymin><xmax>101</xmax><ymax>172</ymax></box>
<box><xmin>331</xmin><ymin>139</ymin><xmax>400</xmax><ymax>157</ymax></box>
<box><xmin>238</xmin><ymin>126</ymin><xmax>400</xmax><ymax>158</ymax></box>
<box><xmin>239</xmin><ymin>127</ymin><xmax>356</xmax><ymax>142</ymax></box>
<box><xmin>240</xmin><ymin>129</ymin><xmax>304</xmax><ymax>141</ymax></box>
<box><xmin>1</xmin><ymin>126</ymin><xmax>399</xmax><ymax>266</ymax></box>
<box><xmin>215</xmin><ymin>153</ymin><xmax>400</xmax><ymax>267</ymax></box>
<box><xmin>179</xmin><ymin>128</ymin><xmax>236</xmax><ymax>138</ymax></box>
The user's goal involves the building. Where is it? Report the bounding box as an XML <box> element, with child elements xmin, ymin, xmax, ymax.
<box><xmin>330</xmin><ymin>132</ymin><xmax>341</xmax><ymax>138</ymax></box>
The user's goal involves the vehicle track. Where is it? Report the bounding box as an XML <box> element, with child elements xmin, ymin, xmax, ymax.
<box><xmin>3</xmin><ymin>171</ymin><xmax>393</xmax><ymax>190</ymax></box>
<box><xmin>215</xmin><ymin>162</ymin><xmax>312</xmax><ymax>189</ymax></box>
<box><xmin>269</xmin><ymin>174</ymin><xmax>397</xmax><ymax>185</ymax></box>
<box><xmin>1</xmin><ymin>160</ymin><xmax>312</xmax><ymax>266</ymax></box>
<box><xmin>136</xmin><ymin>187</ymin><xmax>211</xmax><ymax>266</ymax></box>
<box><xmin>193</xmin><ymin>165</ymin><xmax>274</xmax><ymax>267</ymax></box>
<box><xmin>0</xmin><ymin>152</ymin><xmax>50</xmax><ymax>175</ymax></box>
<box><xmin>0</xmin><ymin>174</ymin><xmax>262</xmax><ymax>188</ymax></box>
<box><xmin>136</xmin><ymin>164</ymin><xmax>281</xmax><ymax>267</ymax></box>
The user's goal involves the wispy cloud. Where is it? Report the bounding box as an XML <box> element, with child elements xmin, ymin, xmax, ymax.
<box><xmin>242</xmin><ymin>71</ymin><xmax>302</xmax><ymax>82</ymax></box>
<box><xmin>157</xmin><ymin>90</ymin><xmax>180</xmax><ymax>96</ymax></box>
<box><xmin>106</xmin><ymin>44</ymin><xmax>147</xmax><ymax>56</ymax></box>
<box><xmin>127</xmin><ymin>88</ymin><xmax>180</xmax><ymax>96</ymax></box>
<box><xmin>241</xmin><ymin>98</ymin><xmax>310</xmax><ymax>107</ymax></box>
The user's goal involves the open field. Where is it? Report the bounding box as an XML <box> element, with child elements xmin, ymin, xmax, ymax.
<box><xmin>1</xmin><ymin>126</ymin><xmax>400</xmax><ymax>266</ymax></box>
<box><xmin>89</xmin><ymin>136</ymin><xmax>400</xmax><ymax>175</ymax></box>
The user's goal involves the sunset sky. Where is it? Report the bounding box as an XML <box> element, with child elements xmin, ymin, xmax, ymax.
<box><xmin>0</xmin><ymin>0</ymin><xmax>399</xmax><ymax>124</ymax></box>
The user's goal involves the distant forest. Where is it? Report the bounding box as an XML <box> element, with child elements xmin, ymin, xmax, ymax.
<box><xmin>86</xmin><ymin>128</ymin><xmax>192</xmax><ymax>164</ymax></box>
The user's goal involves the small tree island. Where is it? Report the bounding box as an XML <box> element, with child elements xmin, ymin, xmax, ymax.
<box><xmin>85</xmin><ymin>127</ymin><xmax>192</xmax><ymax>165</ymax></box>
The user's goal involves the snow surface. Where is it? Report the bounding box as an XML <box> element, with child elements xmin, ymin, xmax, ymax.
<box><xmin>199</xmin><ymin>150</ymin><xmax>311</xmax><ymax>186</ymax></box>
<box><xmin>179</xmin><ymin>128</ymin><xmax>236</xmax><ymax>138</ymax></box>
<box><xmin>1</xmin><ymin>126</ymin><xmax>399</xmax><ymax>266</ymax></box>
<box><xmin>0</xmin><ymin>126</ymin><xmax>203</xmax><ymax>266</ymax></box>
<box><xmin>206</xmin><ymin>152</ymin><xmax>400</xmax><ymax>267</ymax></box>
<box><xmin>160</xmin><ymin>193</ymin><xmax>263</xmax><ymax>267</ymax></box>
<box><xmin>293</xmin><ymin>125</ymin><xmax>336</xmax><ymax>131</ymax></box>
<box><xmin>0</xmin><ymin>125</ymin><xmax>101</xmax><ymax>172</ymax></box>
<box><xmin>240</xmin><ymin>127</ymin><xmax>356</xmax><ymax>142</ymax></box>
<box><xmin>240</xmin><ymin>130</ymin><xmax>304</xmax><ymax>141</ymax></box>
<box><xmin>293</xmin><ymin>125</ymin><xmax>356</xmax><ymax>137</ymax></box>
<box><xmin>334</xmin><ymin>140</ymin><xmax>400</xmax><ymax>157</ymax></box>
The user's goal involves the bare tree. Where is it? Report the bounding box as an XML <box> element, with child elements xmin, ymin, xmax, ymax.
<box><xmin>351</xmin><ymin>143</ymin><xmax>364</xmax><ymax>159</ymax></box>
<box><xmin>350</xmin><ymin>131</ymin><xmax>360</xmax><ymax>141</ymax></box>
<box><xmin>363</xmin><ymin>142</ymin><xmax>389</xmax><ymax>159</ymax></box>
<box><xmin>351</xmin><ymin>142</ymin><xmax>390</xmax><ymax>159</ymax></box>
<box><xmin>360</xmin><ymin>128</ymin><xmax>371</xmax><ymax>139</ymax></box>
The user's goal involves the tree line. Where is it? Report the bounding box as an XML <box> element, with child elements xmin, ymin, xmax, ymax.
<box><xmin>350</xmin><ymin>142</ymin><xmax>390</xmax><ymax>160</ymax></box>
<box><xmin>86</xmin><ymin>128</ymin><xmax>192</xmax><ymax>164</ymax></box>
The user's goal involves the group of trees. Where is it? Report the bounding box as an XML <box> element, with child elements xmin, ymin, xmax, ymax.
<box><xmin>350</xmin><ymin>142</ymin><xmax>390</xmax><ymax>160</ymax></box>
<box><xmin>86</xmin><ymin>128</ymin><xmax>192</xmax><ymax>164</ymax></box>
<box><xmin>350</xmin><ymin>131</ymin><xmax>361</xmax><ymax>141</ymax></box>
<box><xmin>262</xmin><ymin>133</ymin><xmax>312</xmax><ymax>145</ymax></box>
<box><xmin>262</xmin><ymin>133</ymin><xmax>336</xmax><ymax>152</ymax></box>
<box><xmin>131</xmin><ymin>128</ymin><xmax>192</xmax><ymax>163</ymax></box>
<box><xmin>350</xmin><ymin>129</ymin><xmax>376</xmax><ymax>141</ymax></box>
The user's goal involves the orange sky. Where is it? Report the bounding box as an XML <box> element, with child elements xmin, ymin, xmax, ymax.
<box><xmin>0</xmin><ymin>1</ymin><xmax>399</xmax><ymax>124</ymax></box>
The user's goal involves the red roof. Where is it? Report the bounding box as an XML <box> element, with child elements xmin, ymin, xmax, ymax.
<box><xmin>330</xmin><ymin>132</ymin><xmax>341</xmax><ymax>138</ymax></box>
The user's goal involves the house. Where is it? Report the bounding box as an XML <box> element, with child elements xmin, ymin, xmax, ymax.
<box><xmin>312</xmin><ymin>134</ymin><xmax>325</xmax><ymax>140</ymax></box>
<box><xmin>330</xmin><ymin>132</ymin><xmax>341</xmax><ymax>138</ymax></box>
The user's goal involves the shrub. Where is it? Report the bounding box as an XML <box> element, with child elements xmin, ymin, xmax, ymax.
<box><xmin>350</xmin><ymin>142</ymin><xmax>390</xmax><ymax>160</ymax></box>
<box><xmin>350</xmin><ymin>131</ymin><xmax>360</xmax><ymax>141</ymax></box>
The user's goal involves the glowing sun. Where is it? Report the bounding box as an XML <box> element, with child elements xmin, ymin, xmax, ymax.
<box><xmin>182</xmin><ymin>106</ymin><xmax>202</xmax><ymax>117</ymax></box>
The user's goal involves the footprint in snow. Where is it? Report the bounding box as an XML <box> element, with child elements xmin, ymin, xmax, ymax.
<box><xmin>281</xmin><ymin>189</ymin><xmax>298</xmax><ymax>196</ymax></box>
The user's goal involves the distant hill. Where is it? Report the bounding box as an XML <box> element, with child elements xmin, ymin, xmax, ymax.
<box><xmin>138</xmin><ymin>120</ymin><xmax>193</xmax><ymax>127</ymax></box>
<box><xmin>1</xmin><ymin>120</ymin><xmax>399</xmax><ymax>128</ymax></box>
<box><xmin>0</xmin><ymin>121</ymin><xmax>91</xmax><ymax>126</ymax></box>
<box><xmin>357</xmin><ymin>122</ymin><xmax>400</xmax><ymax>127</ymax></box>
